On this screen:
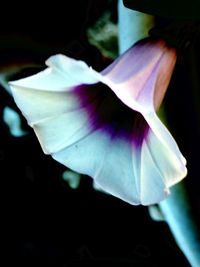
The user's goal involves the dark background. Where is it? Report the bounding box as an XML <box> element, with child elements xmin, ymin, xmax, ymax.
<box><xmin>1</xmin><ymin>0</ymin><xmax>199</xmax><ymax>266</ymax></box>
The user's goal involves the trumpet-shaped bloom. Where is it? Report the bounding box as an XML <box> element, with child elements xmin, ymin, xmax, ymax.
<box><xmin>9</xmin><ymin>38</ymin><xmax>187</xmax><ymax>205</ymax></box>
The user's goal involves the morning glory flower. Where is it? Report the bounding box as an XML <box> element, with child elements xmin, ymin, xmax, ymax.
<box><xmin>9</xmin><ymin>38</ymin><xmax>187</xmax><ymax>205</ymax></box>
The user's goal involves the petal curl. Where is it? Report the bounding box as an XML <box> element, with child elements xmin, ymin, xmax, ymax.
<box><xmin>101</xmin><ymin>39</ymin><xmax>177</xmax><ymax>112</ymax></box>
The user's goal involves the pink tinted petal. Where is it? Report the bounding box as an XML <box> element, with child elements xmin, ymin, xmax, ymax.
<box><xmin>153</xmin><ymin>47</ymin><xmax>177</xmax><ymax>109</ymax></box>
<box><xmin>101</xmin><ymin>39</ymin><xmax>176</xmax><ymax>112</ymax></box>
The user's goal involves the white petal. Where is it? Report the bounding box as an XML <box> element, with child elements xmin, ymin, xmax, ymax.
<box><xmin>52</xmin><ymin>129</ymin><xmax>110</xmax><ymax>177</ymax></box>
<box><xmin>52</xmin><ymin>124</ymin><xmax>185</xmax><ymax>205</ymax></box>
<box><xmin>140</xmin><ymin>137</ymin><xmax>169</xmax><ymax>205</ymax></box>
<box><xmin>9</xmin><ymin>54</ymin><xmax>101</xmax><ymax>126</ymax></box>
<box><xmin>52</xmin><ymin>129</ymin><xmax>141</xmax><ymax>205</ymax></box>
<box><xmin>9</xmin><ymin>54</ymin><xmax>99</xmax><ymax>92</ymax></box>
<box><xmin>32</xmin><ymin>108</ymin><xmax>92</xmax><ymax>154</ymax></box>
<box><xmin>144</xmin><ymin>113</ymin><xmax>187</xmax><ymax>170</ymax></box>
<box><xmin>46</xmin><ymin>54</ymin><xmax>101</xmax><ymax>85</ymax></box>
<box><xmin>10</xmin><ymin>85</ymin><xmax>81</xmax><ymax>124</ymax></box>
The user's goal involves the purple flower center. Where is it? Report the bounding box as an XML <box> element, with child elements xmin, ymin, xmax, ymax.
<box><xmin>74</xmin><ymin>83</ymin><xmax>149</xmax><ymax>146</ymax></box>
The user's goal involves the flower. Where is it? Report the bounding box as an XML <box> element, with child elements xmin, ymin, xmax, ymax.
<box><xmin>9</xmin><ymin>38</ymin><xmax>187</xmax><ymax>205</ymax></box>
